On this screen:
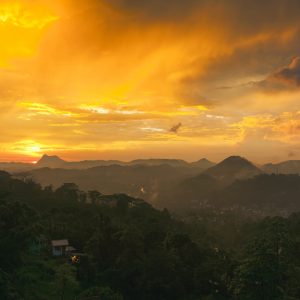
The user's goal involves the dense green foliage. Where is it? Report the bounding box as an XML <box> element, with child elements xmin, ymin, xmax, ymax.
<box><xmin>1</xmin><ymin>170</ymin><xmax>300</xmax><ymax>299</ymax></box>
<box><xmin>76</xmin><ymin>286</ymin><xmax>123</xmax><ymax>300</ymax></box>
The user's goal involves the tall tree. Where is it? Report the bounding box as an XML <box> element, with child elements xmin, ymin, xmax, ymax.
<box><xmin>55</xmin><ymin>183</ymin><xmax>79</xmax><ymax>203</ymax></box>
<box><xmin>78</xmin><ymin>191</ymin><xmax>87</xmax><ymax>203</ymax></box>
<box><xmin>88</xmin><ymin>190</ymin><xmax>102</xmax><ymax>204</ymax></box>
<box><xmin>231</xmin><ymin>221</ymin><xmax>296</xmax><ymax>300</ymax></box>
<box><xmin>53</xmin><ymin>264</ymin><xmax>79</xmax><ymax>300</ymax></box>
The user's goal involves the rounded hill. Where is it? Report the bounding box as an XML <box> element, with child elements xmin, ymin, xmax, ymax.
<box><xmin>202</xmin><ymin>156</ymin><xmax>262</xmax><ymax>182</ymax></box>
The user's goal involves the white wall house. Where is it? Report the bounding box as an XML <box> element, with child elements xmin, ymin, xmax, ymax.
<box><xmin>52</xmin><ymin>239</ymin><xmax>69</xmax><ymax>256</ymax></box>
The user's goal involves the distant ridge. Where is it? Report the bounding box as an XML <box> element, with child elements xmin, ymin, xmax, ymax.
<box><xmin>202</xmin><ymin>156</ymin><xmax>262</xmax><ymax>182</ymax></box>
<box><xmin>0</xmin><ymin>162</ymin><xmax>35</xmax><ymax>172</ymax></box>
<box><xmin>0</xmin><ymin>155</ymin><xmax>216</xmax><ymax>171</ymax></box>
<box><xmin>60</xmin><ymin>160</ymin><xmax>126</xmax><ymax>169</ymax></box>
<box><xmin>129</xmin><ymin>159</ymin><xmax>188</xmax><ymax>167</ymax></box>
<box><xmin>36</xmin><ymin>155</ymin><xmax>67</xmax><ymax>168</ymax></box>
<box><xmin>59</xmin><ymin>158</ymin><xmax>216</xmax><ymax>169</ymax></box>
<box><xmin>263</xmin><ymin>160</ymin><xmax>300</xmax><ymax>174</ymax></box>
<box><xmin>190</xmin><ymin>158</ymin><xmax>216</xmax><ymax>169</ymax></box>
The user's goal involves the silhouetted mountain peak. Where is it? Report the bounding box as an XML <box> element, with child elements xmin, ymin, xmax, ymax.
<box><xmin>190</xmin><ymin>158</ymin><xmax>216</xmax><ymax>169</ymax></box>
<box><xmin>36</xmin><ymin>154</ymin><xmax>66</xmax><ymax>168</ymax></box>
<box><xmin>220</xmin><ymin>156</ymin><xmax>253</xmax><ymax>166</ymax></box>
<box><xmin>202</xmin><ymin>155</ymin><xmax>262</xmax><ymax>182</ymax></box>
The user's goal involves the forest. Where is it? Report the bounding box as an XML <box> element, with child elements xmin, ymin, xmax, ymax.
<box><xmin>1</xmin><ymin>169</ymin><xmax>300</xmax><ymax>300</ymax></box>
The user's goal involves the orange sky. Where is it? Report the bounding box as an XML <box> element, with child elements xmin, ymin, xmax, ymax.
<box><xmin>1</xmin><ymin>0</ymin><xmax>300</xmax><ymax>164</ymax></box>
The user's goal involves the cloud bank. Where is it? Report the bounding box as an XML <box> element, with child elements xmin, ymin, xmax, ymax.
<box><xmin>1</xmin><ymin>0</ymin><xmax>300</xmax><ymax>163</ymax></box>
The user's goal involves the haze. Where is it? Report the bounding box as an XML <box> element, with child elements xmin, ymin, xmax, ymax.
<box><xmin>1</xmin><ymin>0</ymin><xmax>300</xmax><ymax>164</ymax></box>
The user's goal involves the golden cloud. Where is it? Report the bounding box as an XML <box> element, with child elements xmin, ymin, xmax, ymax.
<box><xmin>2</xmin><ymin>0</ymin><xmax>300</xmax><ymax>162</ymax></box>
<box><xmin>18</xmin><ymin>102</ymin><xmax>80</xmax><ymax>116</ymax></box>
<box><xmin>231</xmin><ymin>112</ymin><xmax>300</xmax><ymax>144</ymax></box>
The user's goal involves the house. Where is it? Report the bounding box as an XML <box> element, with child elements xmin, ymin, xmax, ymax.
<box><xmin>52</xmin><ymin>239</ymin><xmax>69</xmax><ymax>256</ymax></box>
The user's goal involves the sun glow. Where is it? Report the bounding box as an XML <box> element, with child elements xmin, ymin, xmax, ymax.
<box><xmin>0</xmin><ymin>0</ymin><xmax>59</xmax><ymax>67</ymax></box>
<box><xmin>0</xmin><ymin>1</ymin><xmax>58</xmax><ymax>28</ymax></box>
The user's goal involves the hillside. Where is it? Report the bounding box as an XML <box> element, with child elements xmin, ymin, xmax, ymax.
<box><xmin>154</xmin><ymin>174</ymin><xmax>218</xmax><ymax>212</ymax></box>
<box><xmin>209</xmin><ymin>173</ymin><xmax>300</xmax><ymax>211</ymax></box>
<box><xmin>31</xmin><ymin>164</ymin><xmax>203</xmax><ymax>203</ymax></box>
<box><xmin>2</xmin><ymin>169</ymin><xmax>300</xmax><ymax>299</ymax></box>
<box><xmin>154</xmin><ymin>172</ymin><xmax>300</xmax><ymax>215</ymax></box>
<box><xmin>29</xmin><ymin>156</ymin><xmax>263</xmax><ymax>212</ymax></box>
<box><xmin>0</xmin><ymin>170</ymin><xmax>218</xmax><ymax>300</ymax></box>
<box><xmin>0</xmin><ymin>169</ymin><xmax>245</xmax><ymax>300</ymax></box>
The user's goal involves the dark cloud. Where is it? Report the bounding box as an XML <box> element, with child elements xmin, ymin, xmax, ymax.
<box><xmin>101</xmin><ymin>0</ymin><xmax>202</xmax><ymax>21</ymax></box>
<box><xmin>246</xmin><ymin>80</ymin><xmax>269</xmax><ymax>87</ymax></box>
<box><xmin>100</xmin><ymin>0</ymin><xmax>300</xmax><ymax>27</ymax></box>
<box><xmin>170</xmin><ymin>122</ymin><xmax>182</xmax><ymax>133</ymax></box>
<box><xmin>36</xmin><ymin>0</ymin><xmax>300</xmax><ymax>97</ymax></box>
<box><xmin>288</xmin><ymin>152</ymin><xmax>297</xmax><ymax>157</ymax></box>
<box><xmin>269</xmin><ymin>57</ymin><xmax>300</xmax><ymax>87</ymax></box>
<box><xmin>234</xmin><ymin>79</ymin><xmax>288</xmax><ymax>93</ymax></box>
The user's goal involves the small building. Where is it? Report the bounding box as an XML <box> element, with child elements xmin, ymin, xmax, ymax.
<box><xmin>66</xmin><ymin>246</ymin><xmax>76</xmax><ymax>253</ymax></box>
<box><xmin>52</xmin><ymin>239</ymin><xmax>69</xmax><ymax>256</ymax></box>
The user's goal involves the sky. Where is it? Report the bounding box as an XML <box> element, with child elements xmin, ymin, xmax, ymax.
<box><xmin>1</xmin><ymin>0</ymin><xmax>300</xmax><ymax>164</ymax></box>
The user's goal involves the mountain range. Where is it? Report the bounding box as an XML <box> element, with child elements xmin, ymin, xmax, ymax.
<box><xmin>152</xmin><ymin>156</ymin><xmax>262</xmax><ymax>210</ymax></box>
<box><xmin>27</xmin><ymin>156</ymin><xmax>263</xmax><ymax>210</ymax></box>
<box><xmin>2</xmin><ymin>154</ymin><xmax>300</xmax><ymax>174</ymax></box>
<box><xmin>0</xmin><ymin>155</ymin><xmax>216</xmax><ymax>172</ymax></box>
<box><xmin>2</xmin><ymin>154</ymin><xmax>300</xmax><ymax>213</ymax></box>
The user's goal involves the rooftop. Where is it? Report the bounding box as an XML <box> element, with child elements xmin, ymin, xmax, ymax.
<box><xmin>52</xmin><ymin>239</ymin><xmax>69</xmax><ymax>247</ymax></box>
<box><xmin>66</xmin><ymin>246</ymin><xmax>76</xmax><ymax>251</ymax></box>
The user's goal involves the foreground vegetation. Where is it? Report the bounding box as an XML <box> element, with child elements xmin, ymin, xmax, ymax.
<box><xmin>1</xmin><ymin>170</ymin><xmax>300</xmax><ymax>299</ymax></box>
